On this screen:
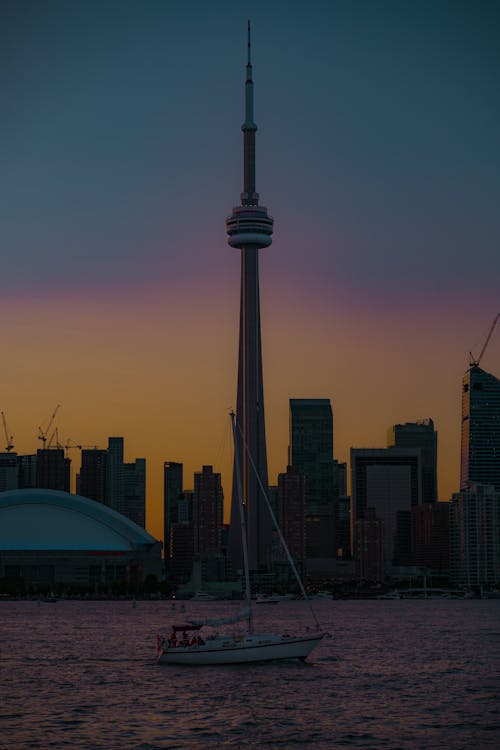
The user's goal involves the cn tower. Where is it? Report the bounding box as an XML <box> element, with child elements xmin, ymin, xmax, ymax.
<box><xmin>227</xmin><ymin>22</ymin><xmax>273</xmax><ymax>572</ymax></box>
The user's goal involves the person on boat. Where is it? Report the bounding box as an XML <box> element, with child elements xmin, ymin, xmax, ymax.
<box><xmin>181</xmin><ymin>631</ymin><xmax>189</xmax><ymax>647</ymax></box>
<box><xmin>197</xmin><ymin>635</ymin><xmax>205</xmax><ymax>646</ymax></box>
<box><xmin>168</xmin><ymin>629</ymin><xmax>177</xmax><ymax>648</ymax></box>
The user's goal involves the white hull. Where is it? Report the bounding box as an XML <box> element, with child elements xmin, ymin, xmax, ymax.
<box><xmin>157</xmin><ymin>633</ymin><xmax>323</xmax><ymax>665</ymax></box>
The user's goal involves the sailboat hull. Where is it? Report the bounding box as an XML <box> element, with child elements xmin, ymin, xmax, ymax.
<box><xmin>157</xmin><ymin>633</ymin><xmax>323</xmax><ymax>665</ymax></box>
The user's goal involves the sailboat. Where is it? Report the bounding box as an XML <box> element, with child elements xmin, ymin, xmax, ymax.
<box><xmin>156</xmin><ymin>413</ymin><xmax>324</xmax><ymax>665</ymax></box>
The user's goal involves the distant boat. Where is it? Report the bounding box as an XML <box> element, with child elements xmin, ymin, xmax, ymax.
<box><xmin>192</xmin><ymin>591</ymin><xmax>217</xmax><ymax>601</ymax></box>
<box><xmin>156</xmin><ymin>413</ymin><xmax>324</xmax><ymax>666</ymax></box>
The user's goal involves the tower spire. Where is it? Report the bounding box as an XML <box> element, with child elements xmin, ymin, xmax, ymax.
<box><xmin>242</xmin><ymin>19</ymin><xmax>258</xmax><ymax>206</ymax></box>
<box><xmin>247</xmin><ymin>19</ymin><xmax>252</xmax><ymax>68</ymax></box>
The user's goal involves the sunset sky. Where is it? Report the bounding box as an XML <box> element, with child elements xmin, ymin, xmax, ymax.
<box><xmin>2</xmin><ymin>0</ymin><xmax>499</xmax><ymax>542</ymax></box>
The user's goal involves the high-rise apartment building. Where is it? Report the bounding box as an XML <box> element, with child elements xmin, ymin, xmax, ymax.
<box><xmin>193</xmin><ymin>465</ymin><xmax>223</xmax><ymax>558</ymax></box>
<box><xmin>163</xmin><ymin>461</ymin><xmax>183</xmax><ymax>563</ymax></box>
<box><xmin>461</xmin><ymin>366</ymin><xmax>500</xmax><ymax>493</ymax></box>
<box><xmin>276</xmin><ymin>465</ymin><xmax>306</xmax><ymax>569</ymax></box>
<box><xmin>106</xmin><ymin>437</ymin><xmax>124</xmax><ymax>513</ymax></box>
<box><xmin>351</xmin><ymin>448</ymin><xmax>421</xmax><ymax>574</ymax></box>
<box><xmin>78</xmin><ymin>449</ymin><xmax>107</xmax><ymax>503</ymax></box>
<box><xmin>123</xmin><ymin>458</ymin><xmax>146</xmax><ymax>529</ymax></box>
<box><xmin>449</xmin><ymin>484</ymin><xmax>500</xmax><ymax>586</ymax></box>
<box><xmin>227</xmin><ymin>25</ymin><xmax>274</xmax><ymax>573</ymax></box>
<box><xmin>36</xmin><ymin>449</ymin><xmax>70</xmax><ymax>492</ymax></box>
<box><xmin>337</xmin><ymin>495</ymin><xmax>351</xmax><ymax>560</ymax></box>
<box><xmin>169</xmin><ymin>490</ymin><xmax>195</xmax><ymax>581</ymax></box>
<box><xmin>388</xmin><ymin>419</ymin><xmax>437</xmax><ymax>503</ymax></box>
<box><xmin>76</xmin><ymin>439</ymin><xmax>145</xmax><ymax>528</ymax></box>
<box><xmin>289</xmin><ymin>399</ymin><xmax>338</xmax><ymax>558</ymax></box>
<box><xmin>354</xmin><ymin>507</ymin><xmax>384</xmax><ymax>582</ymax></box>
<box><xmin>411</xmin><ymin>502</ymin><xmax>449</xmax><ymax>575</ymax></box>
<box><xmin>0</xmin><ymin>453</ymin><xmax>18</xmax><ymax>492</ymax></box>
<box><xmin>18</xmin><ymin>454</ymin><xmax>37</xmax><ymax>489</ymax></box>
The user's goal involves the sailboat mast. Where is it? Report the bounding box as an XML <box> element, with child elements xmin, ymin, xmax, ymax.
<box><xmin>231</xmin><ymin>412</ymin><xmax>254</xmax><ymax>634</ymax></box>
<box><xmin>235</xmin><ymin>418</ymin><xmax>322</xmax><ymax>631</ymax></box>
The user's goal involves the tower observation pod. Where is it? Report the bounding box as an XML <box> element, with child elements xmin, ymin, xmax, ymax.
<box><xmin>227</xmin><ymin>22</ymin><xmax>274</xmax><ymax>573</ymax></box>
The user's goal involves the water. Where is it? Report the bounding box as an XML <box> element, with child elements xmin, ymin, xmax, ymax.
<box><xmin>1</xmin><ymin>600</ymin><xmax>499</xmax><ymax>749</ymax></box>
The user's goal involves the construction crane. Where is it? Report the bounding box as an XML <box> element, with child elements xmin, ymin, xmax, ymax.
<box><xmin>469</xmin><ymin>313</ymin><xmax>500</xmax><ymax>368</ymax></box>
<box><xmin>38</xmin><ymin>404</ymin><xmax>61</xmax><ymax>448</ymax></box>
<box><xmin>1</xmin><ymin>411</ymin><xmax>14</xmax><ymax>452</ymax></box>
<box><xmin>64</xmin><ymin>439</ymin><xmax>101</xmax><ymax>457</ymax></box>
<box><xmin>47</xmin><ymin>427</ymin><xmax>63</xmax><ymax>450</ymax></box>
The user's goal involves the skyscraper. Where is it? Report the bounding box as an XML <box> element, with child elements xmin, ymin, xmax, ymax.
<box><xmin>78</xmin><ymin>438</ymin><xmax>145</xmax><ymax>528</ymax></box>
<box><xmin>227</xmin><ymin>24</ymin><xmax>274</xmax><ymax>572</ymax></box>
<box><xmin>289</xmin><ymin>399</ymin><xmax>338</xmax><ymax>558</ymax></box>
<box><xmin>123</xmin><ymin>458</ymin><xmax>146</xmax><ymax>529</ymax></box>
<box><xmin>0</xmin><ymin>453</ymin><xmax>18</xmax><ymax>492</ymax></box>
<box><xmin>36</xmin><ymin>449</ymin><xmax>70</xmax><ymax>493</ymax></box>
<box><xmin>193</xmin><ymin>465</ymin><xmax>223</xmax><ymax>558</ymax></box>
<box><xmin>449</xmin><ymin>484</ymin><xmax>500</xmax><ymax>586</ymax></box>
<box><xmin>163</xmin><ymin>461</ymin><xmax>183</xmax><ymax>563</ymax></box>
<box><xmin>460</xmin><ymin>366</ymin><xmax>500</xmax><ymax>493</ymax></box>
<box><xmin>277</xmin><ymin>466</ymin><xmax>306</xmax><ymax>569</ymax></box>
<box><xmin>351</xmin><ymin>448</ymin><xmax>421</xmax><ymax>573</ymax></box>
<box><xmin>106</xmin><ymin>437</ymin><xmax>124</xmax><ymax>512</ymax></box>
<box><xmin>387</xmin><ymin>419</ymin><xmax>437</xmax><ymax>503</ymax></box>
<box><xmin>78</xmin><ymin>449</ymin><xmax>107</xmax><ymax>503</ymax></box>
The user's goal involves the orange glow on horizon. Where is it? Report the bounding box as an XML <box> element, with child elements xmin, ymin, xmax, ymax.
<box><xmin>1</xmin><ymin>280</ymin><xmax>498</xmax><ymax>543</ymax></box>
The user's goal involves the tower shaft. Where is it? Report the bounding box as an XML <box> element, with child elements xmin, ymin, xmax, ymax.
<box><xmin>226</xmin><ymin>23</ymin><xmax>273</xmax><ymax>572</ymax></box>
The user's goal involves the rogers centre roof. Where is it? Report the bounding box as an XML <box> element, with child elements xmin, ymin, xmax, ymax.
<box><xmin>0</xmin><ymin>489</ymin><xmax>158</xmax><ymax>551</ymax></box>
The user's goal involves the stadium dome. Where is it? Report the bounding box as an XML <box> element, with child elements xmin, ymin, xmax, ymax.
<box><xmin>0</xmin><ymin>489</ymin><xmax>161</xmax><ymax>588</ymax></box>
<box><xmin>0</xmin><ymin>488</ymin><xmax>157</xmax><ymax>551</ymax></box>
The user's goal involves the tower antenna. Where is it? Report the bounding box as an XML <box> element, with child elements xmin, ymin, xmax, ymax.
<box><xmin>247</xmin><ymin>19</ymin><xmax>252</xmax><ymax>67</ymax></box>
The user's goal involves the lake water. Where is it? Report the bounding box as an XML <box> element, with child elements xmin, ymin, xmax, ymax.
<box><xmin>1</xmin><ymin>600</ymin><xmax>499</xmax><ymax>749</ymax></box>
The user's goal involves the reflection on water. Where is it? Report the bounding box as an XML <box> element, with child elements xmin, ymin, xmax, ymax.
<box><xmin>1</xmin><ymin>600</ymin><xmax>499</xmax><ymax>749</ymax></box>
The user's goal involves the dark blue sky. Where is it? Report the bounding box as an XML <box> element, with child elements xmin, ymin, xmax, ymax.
<box><xmin>2</xmin><ymin>0</ymin><xmax>499</xmax><ymax>299</ymax></box>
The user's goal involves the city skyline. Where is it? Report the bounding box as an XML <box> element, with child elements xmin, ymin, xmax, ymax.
<box><xmin>2</xmin><ymin>1</ymin><xmax>499</xmax><ymax>543</ymax></box>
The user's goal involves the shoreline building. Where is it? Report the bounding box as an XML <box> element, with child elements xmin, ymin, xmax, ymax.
<box><xmin>194</xmin><ymin>465</ymin><xmax>224</xmax><ymax>560</ymax></box>
<box><xmin>227</xmin><ymin>24</ymin><xmax>274</xmax><ymax>572</ymax></box>
<box><xmin>163</xmin><ymin>461</ymin><xmax>183</xmax><ymax>565</ymax></box>
<box><xmin>0</xmin><ymin>452</ymin><xmax>18</xmax><ymax>492</ymax></box>
<box><xmin>351</xmin><ymin>448</ymin><xmax>422</xmax><ymax>578</ymax></box>
<box><xmin>36</xmin><ymin>449</ymin><xmax>70</xmax><ymax>493</ymax></box>
<box><xmin>449</xmin><ymin>484</ymin><xmax>500</xmax><ymax>587</ymax></box>
<box><xmin>460</xmin><ymin>366</ymin><xmax>500</xmax><ymax>493</ymax></box>
<box><xmin>411</xmin><ymin>501</ymin><xmax>450</xmax><ymax>576</ymax></box>
<box><xmin>277</xmin><ymin>465</ymin><xmax>306</xmax><ymax>572</ymax></box>
<box><xmin>0</xmin><ymin>489</ymin><xmax>161</xmax><ymax>590</ymax></box>
<box><xmin>388</xmin><ymin>419</ymin><xmax>437</xmax><ymax>503</ymax></box>
<box><xmin>77</xmin><ymin>438</ymin><xmax>146</xmax><ymax>530</ymax></box>
<box><xmin>289</xmin><ymin>399</ymin><xmax>339</xmax><ymax>559</ymax></box>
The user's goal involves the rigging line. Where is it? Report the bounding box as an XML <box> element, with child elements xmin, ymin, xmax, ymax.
<box><xmin>234</xmin><ymin>418</ymin><xmax>322</xmax><ymax>632</ymax></box>
<box><xmin>230</xmin><ymin>412</ymin><xmax>254</xmax><ymax>635</ymax></box>
<box><xmin>214</xmin><ymin>412</ymin><xmax>231</xmax><ymax>471</ymax></box>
